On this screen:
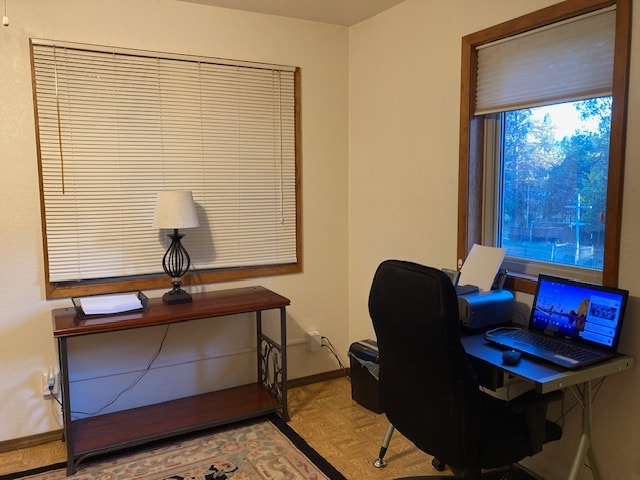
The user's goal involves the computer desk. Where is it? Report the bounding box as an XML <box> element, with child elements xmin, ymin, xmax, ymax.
<box><xmin>461</xmin><ymin>333</ymin><xmax>635</xmax><ymax>480</ymax></box>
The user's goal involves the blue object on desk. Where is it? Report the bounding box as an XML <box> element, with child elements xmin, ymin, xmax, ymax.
<box><xmin>502</xmin><ymin>349</ymin><xmax>521</xmax><ymax>365</ymax></box>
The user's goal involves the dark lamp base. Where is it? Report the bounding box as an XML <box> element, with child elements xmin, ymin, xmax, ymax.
<box><xmin>163</xmin><ymin>289</ymin><xmax>193</xmax><ymax>304</ymax></box>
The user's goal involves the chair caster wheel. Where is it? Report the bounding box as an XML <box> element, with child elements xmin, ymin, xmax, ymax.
<box><xmin>432</xmin><ymin>458</ymin><xmax>446</xmax><ymax>471</ymax></box>
<box><xmin>373</xmin><ymin>458</ymin><xmax>387</xmax><ymax>468</ymax></box>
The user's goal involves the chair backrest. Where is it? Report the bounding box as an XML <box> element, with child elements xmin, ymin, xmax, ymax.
<box><xmin>368</xmin><ymin>260</ymin><xmax>481</xmax><ymax>468</ymax></box>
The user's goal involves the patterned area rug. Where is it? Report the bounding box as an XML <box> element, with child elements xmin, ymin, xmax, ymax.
<box><xmin>11</xmin><ymin>416</ymin><xmax>346</xmax><ymax>480</ymax></box>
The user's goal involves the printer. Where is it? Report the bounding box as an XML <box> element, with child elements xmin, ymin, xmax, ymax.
<box><xmin>458</xmin><ymin>289</ymin><xmax>514</xmax><ymax>332</ymax></box>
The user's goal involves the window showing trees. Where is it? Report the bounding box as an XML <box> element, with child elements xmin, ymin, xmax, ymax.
<box><xmin>496</xmin><ymin>97</ymin><xmax>611</xmax><ymax>271</ymax></box>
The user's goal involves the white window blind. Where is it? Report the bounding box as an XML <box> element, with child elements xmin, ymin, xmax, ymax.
<box><xmin>475</xmin><ymin>7</ymin><xmax>615</xmax><ymax>115</ymax></box>
<box><xmin>31</xmin><ymin>39</ymin><xmax>298</xmax><ymax>283</ymax></box>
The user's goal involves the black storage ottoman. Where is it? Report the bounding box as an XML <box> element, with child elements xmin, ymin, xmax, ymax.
<box><xmin>348</xmin><ymin>339</ymin><xmax>383</xmax><ymax>413</ymax></box>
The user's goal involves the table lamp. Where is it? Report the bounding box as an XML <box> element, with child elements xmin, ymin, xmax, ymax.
<box><xmin>152</xmin><ymin>190</ymin><xmax>199</xmax><ymax>304</ymax></box>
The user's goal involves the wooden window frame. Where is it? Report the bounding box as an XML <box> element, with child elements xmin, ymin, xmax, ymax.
<box><xmin>458</xmin><ymin>0</ymin><xmax>631</xmax><ymax>293</ymax></box>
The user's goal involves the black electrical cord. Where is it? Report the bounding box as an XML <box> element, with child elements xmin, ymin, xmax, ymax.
<box><xmin>321</xmin><ymin>336</ymin><xmax>347</xmax><ymax>371</ymax></box>
<box><xmin>71</xmin><ymin>325</ymin><xmax>170</xmax><ymax>417</ymax></box>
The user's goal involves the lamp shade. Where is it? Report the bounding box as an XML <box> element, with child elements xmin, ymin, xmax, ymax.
<box><xmin>152</xmin><ymin>190</ymin><xmax>200</xmax><ymax>229</ymax></box>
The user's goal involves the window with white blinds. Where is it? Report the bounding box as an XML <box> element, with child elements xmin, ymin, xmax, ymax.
<box><xmin>31</xmin><ymin>39</ymin><xmax>299</xmax><ymax>290</ymax></box>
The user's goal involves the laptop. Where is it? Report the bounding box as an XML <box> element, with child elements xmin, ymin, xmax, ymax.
<box><xmin>485</xmin><ymin>274</ymin><xmax>628</xmax><ymax>369</ymax></box>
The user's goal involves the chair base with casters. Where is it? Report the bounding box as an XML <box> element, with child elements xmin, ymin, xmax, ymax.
<box><xmin>373</xmin><ymin>423</ymin><xmax>445</xmax><ymax>471</ymax></box>
<box><xmin>372</xmin><ymin>389</ymin><xmax>563</xmax><ymax>479</ymax></box>
<box><xmin>372</xmin><ymin>423</ymin><xmax>394</xmax><ymax>468</ymax></box>
<box><xmin>396</xmin><ymin>463</ymin><xmax>539</xmax><ymax>480</ymax></box>
<box><xmin>372</xmin><ymin>388</ymin><xmax>562</xmax><ymax>477</ymax></box>
<box><xmin>396</xmin><ymin>467</ymin><xmax>518</xmax><ymax>480</ymax></box>
<box><xmin>372</xmin><ymin>424</ymin><xmax>539</xmax><ymax>479</ymax></box>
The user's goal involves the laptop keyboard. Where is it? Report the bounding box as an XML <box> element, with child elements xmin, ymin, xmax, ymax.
<box><xmin>507</xmin><ymin>330</ymin><xmax>602</xmax><ymax>362</ymax></box>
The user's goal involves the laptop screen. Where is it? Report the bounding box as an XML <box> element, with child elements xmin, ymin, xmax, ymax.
<box><xmin>530</xmin><ymin>274</ymin><xmax>629</xmax><ymax>351</ymax></box>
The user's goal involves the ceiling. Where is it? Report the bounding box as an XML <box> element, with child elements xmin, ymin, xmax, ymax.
<box><xmin>175</xmin><ymin>0</ymin><xmax>406</xmax><ymax>26</ymax></box>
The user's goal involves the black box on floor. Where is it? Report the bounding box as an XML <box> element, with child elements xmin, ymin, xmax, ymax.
<box><xmin>348</xmin><ymin>339</ymin><xmax>383</xmax><ymax>414</ymax></box>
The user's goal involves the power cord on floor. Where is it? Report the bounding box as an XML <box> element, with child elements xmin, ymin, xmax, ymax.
<box><xmin>321</xmin><ymin>336</ymin><xmax>347</xmax><ymax>372</ymax></box>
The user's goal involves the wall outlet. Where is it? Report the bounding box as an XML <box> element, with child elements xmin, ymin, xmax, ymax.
<box><xmin>306</xmin><ymin>330</ymin><xmax>322</xmax><ymax>352</ymax></box>
<box><xmin>42</xmin><ymin>367</ymin><xmax>58</xmax><ymax>397</ymax></box>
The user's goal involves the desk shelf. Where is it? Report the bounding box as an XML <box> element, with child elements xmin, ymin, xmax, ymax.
<box><xmin>52</xmin><ymin>286</ymin><xmax>290</xmax><ymax>475</ymax></box>
<box><xmin>72</xmin><ymin>384</ymin><xmax>279</xmax><ymax>455</ymax></box>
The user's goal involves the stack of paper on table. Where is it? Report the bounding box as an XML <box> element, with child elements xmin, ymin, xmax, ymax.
<box><xmin>78</xmin><ymin>293</ymin><xmax>143</xmax><ymax>315</ymax></box>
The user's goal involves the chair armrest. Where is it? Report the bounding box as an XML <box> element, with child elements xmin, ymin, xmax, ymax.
<box><xmin>507</xmin><ymin>389</ymin><xmax>564</xmax><ymax>412</ymax></box>
<box><xmin>507</xmin><ymin>389</ymin><xmax>564</xmax><ymax>454</ymax></box>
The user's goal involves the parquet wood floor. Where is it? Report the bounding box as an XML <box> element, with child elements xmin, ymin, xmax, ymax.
<box><xmin>287</xmin><ymin>376</ymin><xmax>443</xmax><ymax>479</ymax></box>
<box><xmin>0</xmin><ymin>376</ymin><xmax>441</xmax><ymax>478</ymax></box>
<box><xmin>0</xmin><ymin>440</ymin><xmax>66</xmax><ymax>477</ymax></box>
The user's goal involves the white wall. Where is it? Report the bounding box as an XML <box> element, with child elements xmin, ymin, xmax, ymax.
<box><xmin>4</xmin><ymin>0</ymin><xmax>640</xmax><ymax>478</ymax></box>
<box><xmin>0</xmin><ymin>0</ymin><xmax>349</xmax><ymax>440</ymax></box>
<box><xmin>348</xmin><ymin>1</ymin><xmax>640</xmax><ymax>479</ymax></box>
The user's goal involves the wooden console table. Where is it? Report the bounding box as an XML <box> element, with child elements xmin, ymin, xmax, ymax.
<box><xmin>52</xmin><ymin>286</ymin><xmax>290</xmax><ymax>475</ymax></box>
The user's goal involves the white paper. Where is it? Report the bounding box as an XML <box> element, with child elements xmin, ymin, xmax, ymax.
<box><xmin>457</xmin><ymin>243</ymin><xmax>506</xmax><ymax>292</ymax></box>
<box><xmin>79</xmin><ymin>293</ymin><xmax>142</xmax><ymax>315</ymax></box>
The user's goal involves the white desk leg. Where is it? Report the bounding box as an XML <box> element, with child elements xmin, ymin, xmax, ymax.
<box><xmin>568</xmin><ymin>381</ymin><xmax>602</xmax><ymax>480</ymax></box>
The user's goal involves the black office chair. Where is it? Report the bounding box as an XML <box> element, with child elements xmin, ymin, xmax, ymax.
<box><xmin>368</xmin><ymin>260</ymin><xmax>563</xmax><ymax>479</ymax></box>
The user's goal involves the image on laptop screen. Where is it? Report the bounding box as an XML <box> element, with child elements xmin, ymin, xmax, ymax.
<box><xmin>531</xmin><ymin>275</ymin><xmax>628</xmax><ymax>351</ymax></box>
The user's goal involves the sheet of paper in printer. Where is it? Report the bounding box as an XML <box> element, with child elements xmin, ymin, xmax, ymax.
<box><xmin>457</xmin><ymin>243</ymin><xmax>506</xmax><ymax>292</ymax></box>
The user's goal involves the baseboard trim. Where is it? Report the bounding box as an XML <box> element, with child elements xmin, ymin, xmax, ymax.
<box><xmin>0</xmin><ymin>430</ymin><xmax>64</xmax><ymax>454</ymax></box>
<box><xmin>0</xmin><ymin>369</ymin><xmax>348</xmax><ymax>453</ymax></box>
<box><xmin>288</xmin><ymin>368</ymin><xmax>349</xmax><ymax>388</ymax></box>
